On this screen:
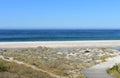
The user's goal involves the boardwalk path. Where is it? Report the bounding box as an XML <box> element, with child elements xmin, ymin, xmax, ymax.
<box><xmin>82</xmin><ymin>56</ymin><xmax>120</xmax><ymax>78</ymax></box>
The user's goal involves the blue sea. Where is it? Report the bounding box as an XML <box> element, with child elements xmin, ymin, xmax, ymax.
<box><xmin>0</xmin><ymin>29</ymin><xmax>120</xmax><ymax>42</ymax></box>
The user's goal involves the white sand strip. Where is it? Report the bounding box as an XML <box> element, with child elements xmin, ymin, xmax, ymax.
<box><xmin>0</xmin><ymin>40</ymin><xmax>120</xmax><ymax>48</ymax></box>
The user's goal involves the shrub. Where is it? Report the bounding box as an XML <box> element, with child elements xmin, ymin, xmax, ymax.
<box><xmin>109</xmin><ymin>64</ymin><xmax>120</xmax><ymax>73</ymax></box>
<box><xmin>107</xmin><ymin>64</ymin><xmax>120</xmax><ymax>78</ymax></box>
<box><xmin>0</xmin><ymin>60</ymin><xmax>10</xmax><ymax>72</ymax></box>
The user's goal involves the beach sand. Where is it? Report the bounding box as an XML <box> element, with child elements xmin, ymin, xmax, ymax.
<box><xmin>0</xmin><ymin>40</ymin><xmax>120</xmax><ymax>48</ymax></box>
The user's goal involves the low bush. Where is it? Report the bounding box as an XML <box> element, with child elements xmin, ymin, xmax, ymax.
<box><xmin>0</xmin><ymin>60</ymin><xmax>10</xmax><ymax>72</ymax></box>
<box><xmin>108</xmin><ymin>64</ymin><xmax>120</xmax><ymax>78</ymax></box>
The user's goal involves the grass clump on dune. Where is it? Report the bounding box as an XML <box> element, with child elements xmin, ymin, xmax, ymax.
<box><xmin>0</xmin><ymin>60</ymin><xmax>10</xmax><ymax>72</ymax></box>
<box><xmin>107</xmin><ymin>64</ymin><xmax>120</xmax><ymax>78</ymax></box>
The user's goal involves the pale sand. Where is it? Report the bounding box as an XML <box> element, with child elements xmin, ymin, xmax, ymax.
<box><xmin>0</xmin><ymin>40</ymin><xmax>120</xmax><ymax>48</ymax></box>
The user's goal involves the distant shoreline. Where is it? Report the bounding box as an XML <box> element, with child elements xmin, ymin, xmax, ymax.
<box><xmin>0</xmin><ymin>40</ymin><xmax>120</xmax><ymax>48</ymax></box>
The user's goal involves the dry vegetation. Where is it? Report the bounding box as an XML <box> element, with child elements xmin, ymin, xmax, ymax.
<box><xmin>0</xmin><ymin>58</ymin><xmax>55</xmax><ymax>78</ymax></box>
<box><xmin>0</xmin><ymin>47</ymin><xmax>119</xmax><ymax>78</ymax></box>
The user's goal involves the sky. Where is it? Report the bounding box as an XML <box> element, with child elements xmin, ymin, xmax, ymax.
<box><xmin>0</xmin><ymin>0</ymin><xmax>120</xmax><ymax>29</ymax></box>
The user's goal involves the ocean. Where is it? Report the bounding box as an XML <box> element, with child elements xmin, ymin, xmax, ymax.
<box><xmin>0</xmin><ymin>29</ymin><xmax>120</xmax><ymax>42</ymax></box>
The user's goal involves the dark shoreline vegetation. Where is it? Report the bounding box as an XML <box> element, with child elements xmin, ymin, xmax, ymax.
<box><xmin>0</xmin><ymin>47</ymin><xmax>120</xmax><ymax>78</ymax></box>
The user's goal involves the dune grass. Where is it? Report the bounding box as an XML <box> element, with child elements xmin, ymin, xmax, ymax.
<box><xmin>0</xmin><ymin>47</ymin><xmax>87</xmax><ymax>78</ymax></box>
<box><xmin>0</xmin><ymin>47</ymin><xmax>117</xmax><ymax>78</ymax></box>
<box><xmin>0</xmin><ymin>58</ymin><xmax>54</xmax><ymax>78</ymax></box>
<box><xmin>107</xmin><ymin>64</ymin><xmax>120</xmax><ymax>78</ymax></box>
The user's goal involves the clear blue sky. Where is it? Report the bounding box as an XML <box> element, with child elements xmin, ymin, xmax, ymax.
<box><xmin>0</xmin><ymin>0</ymin><xmax>120</xmax><ymax>29</ymax></box>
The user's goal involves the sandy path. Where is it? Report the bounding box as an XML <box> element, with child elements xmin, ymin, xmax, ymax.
<box><xmin>82</xmin><ymin>56</ymin><xmax>120</xmax><ymax>78</ymax></box>
<box><xmin>0</xmin><ymin>40</ymin><xmax>120</xmax><ymax>48</ymax></box>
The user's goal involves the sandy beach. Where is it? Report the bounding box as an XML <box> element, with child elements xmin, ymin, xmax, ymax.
<box><xmin>0</xmin><ymin>40</ymin><xmax>120</xmax><ymax>48</ymax></box>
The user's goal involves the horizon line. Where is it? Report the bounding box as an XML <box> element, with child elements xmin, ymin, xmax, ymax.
<box><xmin>0</xmin><ymin>28</ymin><xmax>120</xmax><ymax>30</ymax></box>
